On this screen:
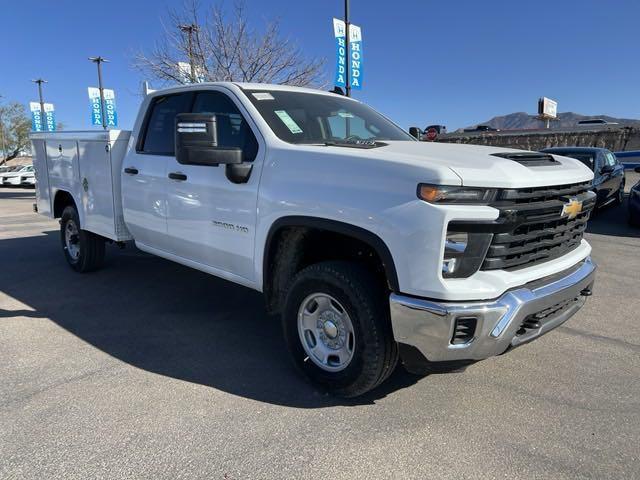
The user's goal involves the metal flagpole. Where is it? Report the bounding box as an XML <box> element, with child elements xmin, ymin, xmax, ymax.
<box><xmin>344</xmin><ymin>0</ymin><xmax>351</xmax><ymax>98</ymax></box>
<box><xmin>89</xmin><ymin>57</ymin><xmax>109</xmax><ymax>130</ymax></box>
<box><xmin>31</xmin><ymin>78</ymin><xmax>47</xmax><ymax>128</ymax></box>
<box><xmin>0</xmin><ymin>95</ymin><xmax>5</xmax><ymax>162</ymax></box>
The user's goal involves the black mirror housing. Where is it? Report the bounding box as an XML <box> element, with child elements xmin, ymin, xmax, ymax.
<box><xmin>409</xmin><ymin>127</ymin><xmax>422</xmax><ymax>140</ymax></box>
<box><xmin>175</xmin><ymin>113</ymin><xmax>243</xmax><ymax>166</ymax></box>
<box><xmin>600</xmin><ymin>164</ymin><xmax>614</xmax><ymax>174</ymax></box>
<box><xmin>635</xmin><ymin>166</ymin><xmax>640</xmax><ymax>173</ymax></box>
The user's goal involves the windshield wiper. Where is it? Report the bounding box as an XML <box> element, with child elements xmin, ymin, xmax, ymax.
<box><xmin>303</xmin><ymin>140</ymin><xmax>386</xmax><ymax>149</ymax></box>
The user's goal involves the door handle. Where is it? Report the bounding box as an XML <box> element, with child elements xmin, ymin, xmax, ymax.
<box><xmin>168</xmin><ymin>172</ymin><xmax>188</xmax><ymax>181</ymax></box>
<box><xmin>124</xmin><ymin>167</ymin><xmax>139</xmax><ymax>175</ymax></box>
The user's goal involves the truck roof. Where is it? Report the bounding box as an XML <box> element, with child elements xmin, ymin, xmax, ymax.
<box><xmin>148</xmin><ymin>82</ymin><xmax>355</xmax><ymax>100</ymax></box>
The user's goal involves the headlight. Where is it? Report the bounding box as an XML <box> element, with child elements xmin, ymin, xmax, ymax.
<box><xmin>443</xmin><ymin>230</ymin><xmax>493</xmax><ymax>278</ymax></box>
<box><xmin>418</xmin><ymin>184</ymin><xmax>497</xmax><ymax>204</ymax></box>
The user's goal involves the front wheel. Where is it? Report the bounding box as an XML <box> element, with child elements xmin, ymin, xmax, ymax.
<box><xmin>60</xmin><ymin>205</ymin><xmax>105</xmax><ymax>272</ymax></box>
<box><xmin>282</xmin><ymin>261</ymin><xmax>398</xmax><ymax>397</ymax></box>
<box><xmin>614</xmin><ymin>184</ymin><xmax>625</xmax><ymax>206</ymax></box>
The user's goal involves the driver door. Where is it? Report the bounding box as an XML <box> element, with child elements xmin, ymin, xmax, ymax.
<box><xmin>165</xmin><ymin>88</ymin><xmax>263</xmax><ymax>283</ymax></box>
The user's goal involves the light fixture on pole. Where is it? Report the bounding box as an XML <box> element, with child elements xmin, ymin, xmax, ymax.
<box><xmin>88</xmin><ymin>56</ymin><xmax>109</xmax><ymax>130</ymax></box>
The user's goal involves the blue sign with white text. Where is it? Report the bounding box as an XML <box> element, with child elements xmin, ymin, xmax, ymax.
<box><xmin>349</xmin><ymin>25</ymin><xmax>363</xmax><ymax>90</ymax></box>
<box><xmin>43</xmin><ymin>104</ymin><xmax>56</xmax><ymax>131</ymax></box>
<box><xmin>333</xmin><ymin>19</ymin><xmax>347</xmax><ymax>88</ymax></box>
<box><xmin>103</xmin><ymin>90</ymin><xmax>118</xmax><ymax>128</ymax></box>
<box><xmin>88</xmin><ymin>87</ymin><xmax>118</xmax><ymax>128</ymax></box>
<box><xmin>333</xmin><ymin>19</ymin><xmax>364</xmax><ymax>90</ymax></box>
<box><xmin>30</xmin><ymin>102</ymin><xmax>43</xmax><ymax>132</ymax></box>
<box><xmin>88</xmin><ymin>87</ymin><xmax>102</xmax><ymax>126</ymax></box>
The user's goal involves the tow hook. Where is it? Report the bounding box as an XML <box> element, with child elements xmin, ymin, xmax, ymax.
<box><xmin>580</xmin><ymin>287</ymin><xmax>593</xmax><ymax>297</ymax></box>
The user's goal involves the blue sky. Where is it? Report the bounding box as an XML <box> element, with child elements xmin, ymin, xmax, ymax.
<box><xmin>2</xmin><ymin>0</ymin><xmax>639</xmax><ymax>130</ymax></box>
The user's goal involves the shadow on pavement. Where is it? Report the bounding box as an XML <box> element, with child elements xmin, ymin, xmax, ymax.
<box><xmin>587</xmin><ymin>195</ymin><xmax>640</xmax><ymax>238</ymax></box>
<box><xmin>0</xmin><ymin>231</ymin><xmax>421</xmax><ymax>408</ymax></box>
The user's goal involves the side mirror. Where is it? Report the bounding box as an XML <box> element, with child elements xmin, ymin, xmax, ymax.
<box><xmin>635</xmin><ymin>166</ymin><xmax>640</xmax><ymax>173</ymax></box>
<box><xmin>600</xmin><ymin>164</ymin><xmax>614</xmax><ymax>174</ymax></box>
<box><xmin>409</xmin><ymin>127</ymin><xmax>422</xmax><ymax>140</ymax></box>
<box><xmin>175</xmin><ymin>113</ymin><xmax>243</xmax><ymax>166</ymax></box>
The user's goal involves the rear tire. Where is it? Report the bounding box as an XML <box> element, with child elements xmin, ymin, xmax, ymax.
<box><xmin>60</xmin><ymin>205</ymin><xmax>105</xmax><ymax>272</ymax></box>
<box><xmin>282</xmin><ymin>261</ymin><xmax>398</xmax><ymax>398</ymax></box>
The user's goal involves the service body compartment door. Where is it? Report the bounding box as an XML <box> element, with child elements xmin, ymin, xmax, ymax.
<box><xmin>31</xmin><ymin>138</ymin><xmax>52</xmax><ymax>216</ymax></box>
<box><xmin>77</xmin><ymin>140</ymin><xmax>116</xmax><ymax>239</ymax></box>
<box><xmin>46</xmin><ymin>140</ymin><xmax>80</xmax><ymax>191</ymax></box>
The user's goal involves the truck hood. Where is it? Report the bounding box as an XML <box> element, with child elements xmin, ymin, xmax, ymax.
<box><xmin>366</xmin><ymin>141</ymin><xmax>594</xmax><ymax>188</ymax></box>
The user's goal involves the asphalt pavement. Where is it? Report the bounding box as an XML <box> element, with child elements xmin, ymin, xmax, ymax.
<box><xmin>1</xmin><ymin>180</ymin><xmax>639</xmax><ymax>480</ymax></box>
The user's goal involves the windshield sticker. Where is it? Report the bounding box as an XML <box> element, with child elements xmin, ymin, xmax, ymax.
<box><xmin>252</xmin><ymin>92</ymin><xmax>275</xmax><ymax>101</ymax></box>
<box><xmin>337</xmin><ymin>112</ymin><xmax>354</xmax><ymax>118</ymax></box>
<box><xmin>275</xmin><ymin>110</ymin><xmax>303</xmax><ymax>134</ymax></box>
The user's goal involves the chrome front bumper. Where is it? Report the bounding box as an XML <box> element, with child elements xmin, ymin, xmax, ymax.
<box><xmin>390</xmin><ymin>257</ymin><xmax>596</xmax><ymax>362</ymax></box>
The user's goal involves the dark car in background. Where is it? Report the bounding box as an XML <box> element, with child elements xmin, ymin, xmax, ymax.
<box><xmin>628</xmin><ymin>167</ymin><xmax>640</xmax><ymax>227</ymax></box>
<box><xmin>541</xmin><ymin>147</ymin><xmax>625</xmax><ymax>209</ymax></box>
<box><xmin>464</xmin><ymin>125</ymin><xmax>499</xmax><ymax>133</ymax></box>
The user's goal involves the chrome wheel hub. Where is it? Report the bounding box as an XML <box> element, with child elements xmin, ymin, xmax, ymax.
<box><xmin>297</xmin><ymin>293</ymin><xmax>355</xmax><ymax>372</ymax></box>
<box><xmin>65</xmin><ymin>220</ymin><xmax>80</xmax><ymax>260</ymax></box>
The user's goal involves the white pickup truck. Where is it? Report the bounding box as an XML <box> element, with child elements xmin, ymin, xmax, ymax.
<box><xmin>30</xmin><ymin>83</ymin><xmax>597</xmax><ymax>397</ymax></box>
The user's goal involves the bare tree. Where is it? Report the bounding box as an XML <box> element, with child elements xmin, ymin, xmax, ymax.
<box><xmin>0</xmin><ymin>102</ymin><xmax>31</xmax><ymax>165</ymax></box>
<box><xmin>133</xmin><ymin>1</ymin><xmax>325</xmax><ymax>87</ymax></box>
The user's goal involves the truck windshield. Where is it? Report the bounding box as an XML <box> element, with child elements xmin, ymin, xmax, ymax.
<box><xmin>243</xmin><ymin>89</ymin><xmax>414</xmax><ymax>145</ymax></box>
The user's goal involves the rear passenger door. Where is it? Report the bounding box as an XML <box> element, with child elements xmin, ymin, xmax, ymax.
<box><xmin>164</xmin><ymin>88</ymin><xmax>263</xmax><ymax>283</ymax></box>
<box><xmin>122</xmin><ymin>92</ymin><xmax>194</xmax><ymax>250</ymax></box>
<box><xmin>605</xmin><ymin>152</ymin><xmax>625</xmax><ymax>200</ymax></box>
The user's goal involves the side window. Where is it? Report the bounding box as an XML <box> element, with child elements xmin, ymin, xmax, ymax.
<box><xmin>605</xmin><ymin>152</ymin><xmax>617</xmax><ymax>166</ymax></box>
<box><xmin>192</xmin><ymin>91</ymin><xmax>259</xmax><ymax>162</ymax></box>
<box><xmin>140</xmin><ymin>93</ymin><xmax>194</xmax><ymax>155</ymax></box>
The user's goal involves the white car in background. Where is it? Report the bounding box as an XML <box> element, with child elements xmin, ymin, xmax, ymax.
<box><xmin>1</xmin><ymin>165</ymin><xmax>35</xmax><ymax>187</ymax></box>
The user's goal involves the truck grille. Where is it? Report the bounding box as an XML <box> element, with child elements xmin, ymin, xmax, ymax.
<box><xmin>482</xmin><ymin>181</ymin><xmax>596</xmax><ymax>271</ymax></box>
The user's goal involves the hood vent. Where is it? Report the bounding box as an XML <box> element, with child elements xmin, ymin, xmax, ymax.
<box><xmin>491</xmin><ymin>152</ymin><xmax>560</xmax><ymax>167</ymax></box>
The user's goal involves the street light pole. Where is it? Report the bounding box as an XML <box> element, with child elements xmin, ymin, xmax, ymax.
<box><xmin>179</xmin><ymin>24</ymin><xmax>199</xmax><ymax>83</ymax></box>
<box><xmin>344</xmin><ymin>0</ymin><xmax>351</xmax><ymax>97</ymax></box>
<box><xmin>0</xmin><ymin>95</ymin><xmax>5</xmax><ymax>163</ymax></box>
<box><xmin>89</xmin><ymin>56</ymin><xmax>109</xmax><ymax>130</ymax></box>
<box><xmin>31</xmin><ymin>78</ymin><xmax>47</xmax><ymax>129</ymax></box>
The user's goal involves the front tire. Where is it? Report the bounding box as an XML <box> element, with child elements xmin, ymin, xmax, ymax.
<box><xmin>282</xmin><ymin>261</ymin><xmax>398</xmax><ymax>397</ymax></box>
<box><xmin>60</xmin><ymin>205</ymin><xmax>105</xmax><ymax>272</ymax></box>
<box><xmin>614</xmin><ymin>184</ymin><xmax>625</xmax><ymax>206</ymax></box>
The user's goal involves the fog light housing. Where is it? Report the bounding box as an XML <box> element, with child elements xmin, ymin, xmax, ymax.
<box><xmin>442</xmin><ymin>230</ymin><xmax>493</xmax><ymax>278</ymax></box>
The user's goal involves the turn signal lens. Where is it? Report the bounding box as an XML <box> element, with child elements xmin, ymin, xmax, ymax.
<box><xmin>417</xmin><ymin>184</ymin><xmax>497</xmax><ymax>204</ymax></box>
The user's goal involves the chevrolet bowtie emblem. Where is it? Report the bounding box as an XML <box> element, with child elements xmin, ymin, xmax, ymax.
<box><xmin>561</xmin><ymin>198</ymin><xmax>583</xmax><ymax>220</ymax></box>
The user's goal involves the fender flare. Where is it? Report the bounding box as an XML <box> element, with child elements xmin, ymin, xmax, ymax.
<box><xmin>263</xmin><ymin>216</ymin><xmax>399</xmax><ymax>292</ymax></box>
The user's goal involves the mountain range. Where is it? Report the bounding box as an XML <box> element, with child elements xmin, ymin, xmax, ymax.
<box><xmin>463</xmin><ymin>112</ymin><xmax>640</xmax><ymax>131</ymax></box>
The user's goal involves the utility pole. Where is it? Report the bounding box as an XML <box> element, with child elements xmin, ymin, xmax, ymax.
<box><xmin>0</xmin><ymin>95</ymin><xmax>5</xmax><ymax>163</ymax></box>
<box><xmin>31</xmin><ymin>78</ymin><xmax>47</xmax><ymax>129</ymax></box>
<box><xmin>344</xmin><ymin>0</ymin><xmax>351</xmax><ymax>97</ymax></box>
<box><xmin>179</xmin><ymin>24</ymin><xmax>199</xmax><ymax>83</ymax></box>
<box><xmin>89</xmin><ymin>56</ymin><xmax>109</xmax><ymax>130</ymax></box>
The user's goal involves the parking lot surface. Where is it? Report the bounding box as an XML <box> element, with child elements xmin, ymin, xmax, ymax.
<box><xmin>1</xmin><ymin>181</ymin><xmax>639</xmax><ymax>480</ymax></box>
